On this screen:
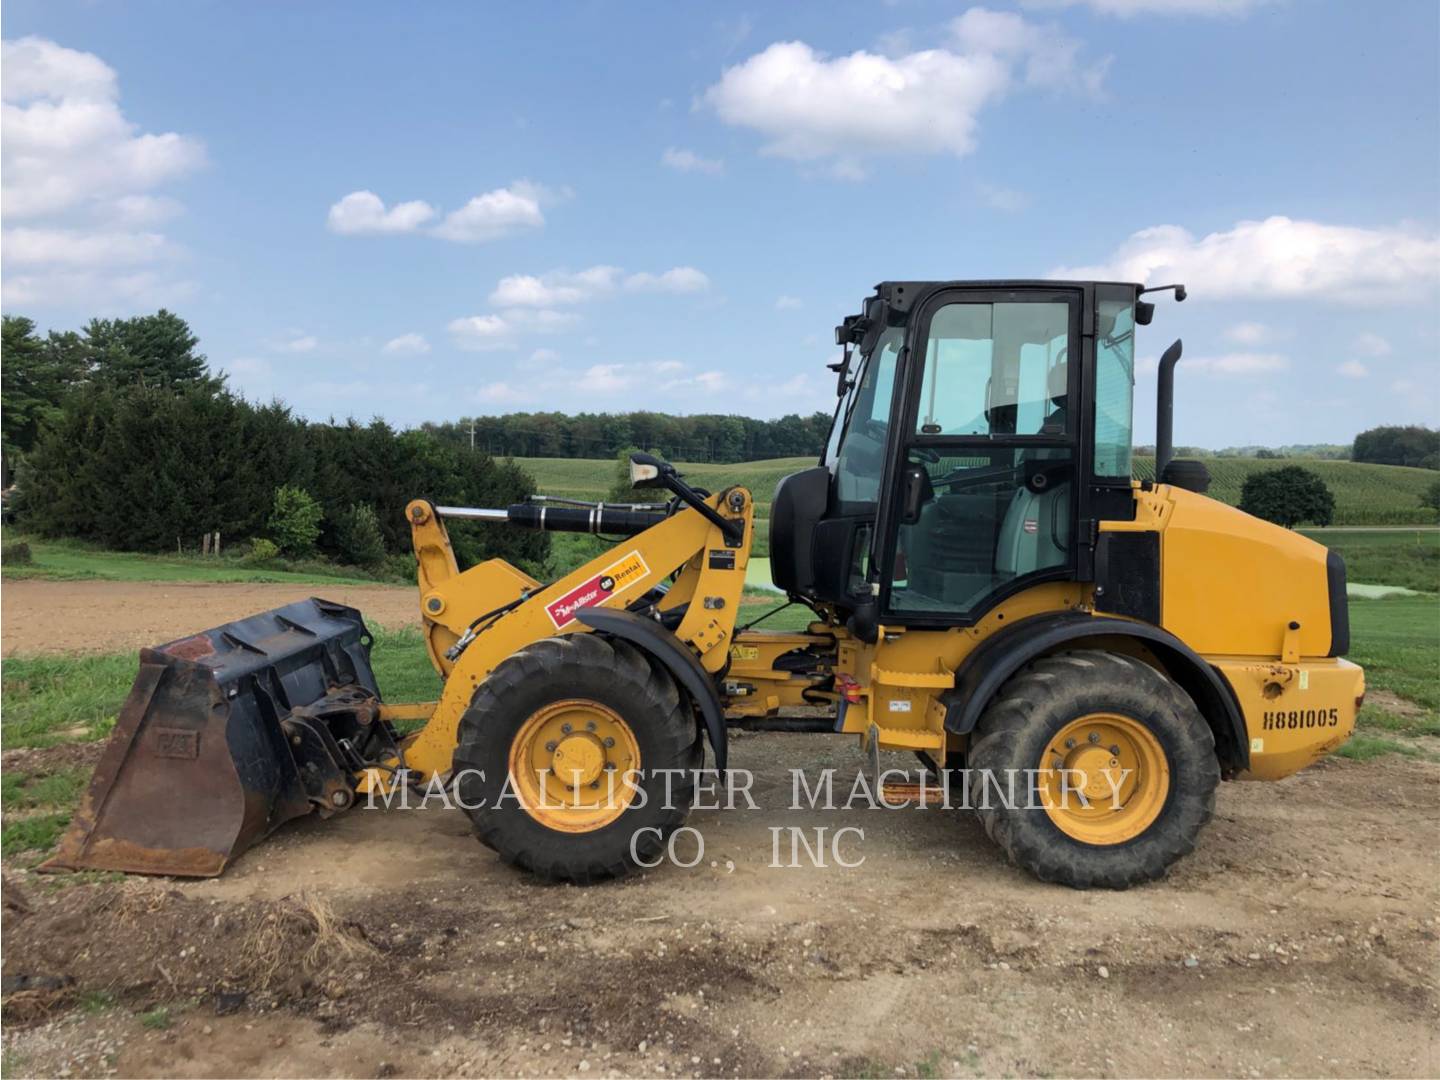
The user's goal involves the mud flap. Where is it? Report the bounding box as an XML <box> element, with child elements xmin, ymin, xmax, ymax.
<box><xmin>42</xmin><ymin>599</ymin><xmax>392</xmax><ymax>878</ymax></box>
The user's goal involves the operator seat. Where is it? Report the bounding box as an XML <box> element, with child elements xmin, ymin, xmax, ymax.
<box><xmin>996</xmin><ymin>363</ymin><xmax>1071</xmax><ymax>577</ymax></box>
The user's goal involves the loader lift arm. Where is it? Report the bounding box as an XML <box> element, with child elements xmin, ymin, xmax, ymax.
<box><xmin>373</xmin><ymin>470</ymin><xmax>762</xmax><ymax>789</ymax></box>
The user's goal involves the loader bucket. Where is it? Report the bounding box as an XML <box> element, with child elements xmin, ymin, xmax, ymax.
<box><xmin>42</xmin><ymin>598</ymin><xmax>388</xmax><ymax>878</ymax></box>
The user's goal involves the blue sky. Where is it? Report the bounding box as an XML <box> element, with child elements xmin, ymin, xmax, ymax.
<box><xmin>3</xmin><ymin>0</ymin><xmax>1437</xmax><ymax>449</ymax></box>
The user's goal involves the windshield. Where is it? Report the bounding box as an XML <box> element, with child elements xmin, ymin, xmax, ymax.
<box><xmin>825</xmin><ymin>326</ymin><xmax>903</xmax><ymax>505</ymax></box>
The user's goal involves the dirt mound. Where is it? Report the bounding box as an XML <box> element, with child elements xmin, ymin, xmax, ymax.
<box><xmin>2</xmin><ymin>883</ymin><xmax>379</xmax><ymax>1022</ymax></box>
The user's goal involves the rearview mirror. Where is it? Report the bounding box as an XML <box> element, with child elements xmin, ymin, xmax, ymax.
<box><xmin>900</xmin><ymin>465</ymin><xmax>934</xmax><ymax>525</ymax></box>
<box><xmin>827</xmin><ymin>345</ymin><xmax>852</xmax><ymax>397</ymax></box>
<box><xmin>629</xmin><ymin>452</ymin><xmax>666</xmax><ymax>489</ymax></box>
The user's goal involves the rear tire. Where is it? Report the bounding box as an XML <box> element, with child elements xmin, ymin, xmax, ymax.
<box><xmin>969</xmin><ymin>650</ymin><xmax>1218</xmax><ymax>889</ymax></box>
<box><xmin>453</xmin><ymin>633</ymin><xmax>700</xmax><ymax>884</ymax></box>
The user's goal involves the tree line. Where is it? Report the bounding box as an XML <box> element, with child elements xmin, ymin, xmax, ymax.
<box><xmin>420</xmin><ymin>410</ymin><xmax>833</xmax><ymax>464</ymax></box>
<box><xmin>2</xmin><ymin>313</ymin><xmax>545</xmax><ymax>572</ymax></box>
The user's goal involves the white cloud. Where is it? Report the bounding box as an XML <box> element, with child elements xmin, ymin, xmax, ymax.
<box><xmin>447</xmin><ymin>308</ymin><xmax>577</xmax><ymax>351</ymax></box>
<box><xmin>227</xmin><ymin>357</ymin><xmax>272</xmax><ymax>379</ymax></box>
<box><xmin>577</xmin><ymin>364</ymin><xmax>633</xmax><ymax>394</ymax></box>
<box><xmin>110</xmin><ymin>194</ymin><xmax>184</xmax><ymax>226</ymax></box>
<box><xmin>326</xmin><ymin>191</ymin><xmax>436</xmax><ymax>235</ymax></box>
<box><xmin>327</xmin><ymin>180</ymin><xmax>558</xmax><ymax>243</ymax></box>
<box><xmin>977</xmin><ymin>182</ymin><xmax>1028</xmax><ymax>212</ymax></box>
<box><xmin>1051</xmin><ymin>216</ymin><xmax>1440</xmax><ymax>304</ymax></box>
<box><xmin>475</xmin><ymin>382</ymin><xmax>529</xmax><ymax>404</ymax></box>
<box><xmin>701</xmin><ymin>9</ymin><xmax>1102</xmax><ymax>175</ymax></box>
<box><xmin>383</xmin><ymin>332</ymin><xmax>430</xmax><ymax>355</ymax></box>
<box><xmin>448</xmin><ymin>315</ymin><xmax>516</xmax><ymax>351</ymax></box>
<box><xmin>950</xmin><ymin>8</ymin><xmax>1106</xmax><ymax>93</ymax></box>
<box><xmin>487</xmin><ymin>265</ymin><xmax>709</xmax><ymax>307</ymax></box>
<box><xmin>273</xmin><ymin>333</ymin><xmax>319</xmax><ymax>354</ymax></box>
<box><xmin>1353</xmin><ymin>332</ymin><xmax>1392</xmax><ymax>357</ymax></box>
<box><xmin>490</xmin><ymin>266</ymin><xmax>621</xmax><ymax>307</ymax></box>
<box><xmin>431</xmin><ymin>182</ymin><xmax>546</xmax><ymax>243</ymax></box>
<box><xmin>624</xmin><ymin>267</ymin><xmax>710</xmax><ymax>294</ymax></box>
<box><xmin>1</xmin><ymin>37</ymin><xmax>206</xmax><ymax>221</ymax></box>
<box><xmin>662</xmin><ymin>147</ymin><xmax>724</xmax><ymax>174</ymax></box>
<box><xmin>1225</xmin><ymin>321</ymin><xmax>1270</xmax><ymax>345</ymax></box>
<box><xmin>1140</xmin><ymin>351</ymin><xmax>1290</xmax><ymax>377</ymax></box>
<box><xmin>1</xmin><ymin>36</ymin><xmax>204</xmax><ymax>307</ymax></box>
<box><xmin>1336</xmin><ymin>360</ymin><xmax>1369</xmax><ymax>379</ymax></box>
<box><xmin>2</xmin><ymin>269</ymin><xmax>196</xmax><ymax>310</ymax></box>
<box><xmin>775</xmin><ymin>295</ymin><xmax>803</xmax><ymax>310</ymax></box>
<box><xmin>529</xmin><ymin>348</ymin><xmax>561</xmax><ymax>364</ymax></box>
<box><xmin>1025</xmin><ymin>0</ymin><xmax>1273</xmax><ymax>16</ymax></box>
<box><xmin>1</xmin><ymin>227</ymin><xmax>174</xmax><ymax>267</ymax></box>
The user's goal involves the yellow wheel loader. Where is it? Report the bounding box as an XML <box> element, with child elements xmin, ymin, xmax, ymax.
<box><xmin>46</xmin><ymin>279</ymin><xmax>1365</xmax><ymax>889</ymax></box>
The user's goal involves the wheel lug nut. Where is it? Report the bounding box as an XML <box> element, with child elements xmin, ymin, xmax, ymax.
<box><xmin>545</xmin><ymin>741</ymin><xmax>557</xmax><ymax>752</ymax></box>
<box><xmin>603</xmin><ymin>737</ymin><xmax>615</xmax><ymax>748</ymax></box>
<box><xmin>1088</xmin><ymin>732</ymin><xmax>1100</xmax><ymax>744</ymax></box>
<box><xmin>1110</xmin><ymin>745</ymin><xmax>1120</xmax><ymax>755</ymax></box>
<box><xmin>1064</xmin><ymin>738</ymin><xmax>1076</xmax><ymax>749</ymax></box>
<box><xmin>586</xmin><ymin>720</ymin><xmax>597</xmax><ymax>732</ymax></box>
<box><xmin>561</xmin><ymin>723</ymin><xmax>572</xmax><ymax>734</ymax></box>
<box><xmin>589</xmin><ymin>781</ymin><xmax>600</xmax><ymax>789</ymax></box>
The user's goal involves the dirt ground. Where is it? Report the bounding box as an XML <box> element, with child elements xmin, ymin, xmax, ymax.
<box><xmin>2</xmin><ymin>582</ymin><xmax>1438</xmax><ymax>1078</ymax></box>
<box><xmin>3</xmin><ymin>735</ymin><xmax>1437</xmax><ymax>1079</ymax></box>
<box><xmin>1</xmin><ymin>580</ymin><xmax>420</xmax><ymax>655</ymax></box>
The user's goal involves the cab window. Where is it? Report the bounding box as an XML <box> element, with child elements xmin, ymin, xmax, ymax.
<box><xmin>915</xmin><ymin>303</ymin><xmax>1069</xmax><ymax>437</ymax></box>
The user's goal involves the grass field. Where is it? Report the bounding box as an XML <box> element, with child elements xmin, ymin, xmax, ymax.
<box><xmin>2</xmin><ymin>536</ymin><xmax>392</xmax><ymax>587</ymax></box>
<box><xmin>517</xmin><ymin>454</ymin><xmax>1438</xmax><ymax>528</ymax></box>
<box><xmin>1133</xmin><ymin>455</ymin><xmax>1438</xmax><ymax>526</ymax></box>
<box><xmin>1301</xmin><ymin>528</ymin><xmax>1440</xmax><ymax>593</ymax></box>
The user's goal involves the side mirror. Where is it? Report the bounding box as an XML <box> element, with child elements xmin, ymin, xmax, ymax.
<box><xmin>827</xmin><ymin>345</ymin><xmax>852</xmax><ymax>397</ymax></box>
<box><xmin>628</xmin><ymin>452</ymin><xmax>668</xmax><ymax>489</ymax></box>
<box><xmin>900</xmin><ymin>465</ymin><xmax>934</xmax><ymax>525</ymax></box>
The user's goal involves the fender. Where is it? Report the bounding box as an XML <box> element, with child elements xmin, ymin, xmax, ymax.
<box><xmin>942</xmin><ymin>611</ymin><xmax>1249</xmax><ymax>771</ymax></box>
<box><xmin>576</xmin><ymin>607</ymin><xmax>728</xmax><ymax>773</ymax></box>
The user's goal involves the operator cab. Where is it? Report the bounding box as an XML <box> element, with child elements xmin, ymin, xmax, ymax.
<box><xmin>771</xmin><ymin>280</ymin><xmax>1156</xmax><ymax>636</ymax></box>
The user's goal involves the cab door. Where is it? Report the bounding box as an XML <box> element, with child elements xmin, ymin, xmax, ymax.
<box><xmin>877</xmin><ymin>286</ymin><xmax>1086</xmax><ymax>624</ymax></box>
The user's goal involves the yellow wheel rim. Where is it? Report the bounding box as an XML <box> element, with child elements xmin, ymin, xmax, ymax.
<box><xmin>1038</xmin><ymin>712</ymin><xmax>1170</xmax><ymax>845</ymax></box>
<box><xmin>508</xmin><ymin>699</ymin><xmax>640</xmax><ymax>833</ymax></box>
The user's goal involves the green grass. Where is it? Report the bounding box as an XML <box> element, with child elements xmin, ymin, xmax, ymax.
<box><xmin>1334</xmin><ymin>734</ymin><xmax>1424</xmax><ymax>762</ymax></box>
<box><xmin>1134</xmin><ymin>456</ymin><xmax>1438</xmax><ymax>526</ymax></box>
<box><xmin>1347</xmin><ymin>596</ymin><xmax>1440</xmax><ymax>713</ymax></box>
<box><xmin>139</xmin><ymin>1006</ymin><xmax>172</xmax><ymax>1030</ymax></box>
<box><xmin>78</xmin><ymin>990</ymin><xmax>118</xmax><ymax>1014</ymax></box>
<box><xmin>518</xmin><ymin>454</ymin><xmax>1439</xmax><ymax>527</ymax></box>
<box><xmin>3</xmin><ymin>535</ymin><xmax>390</xmax><ymax>586</ymax></box>
<box><xmin>1</xmin><ymin>812</ymin><xmax>72</xmax><ymax>857</ymax></box>
<box><xmin>1</xmin><ymin>652</ymin><xmax>135</xmax><ymax>749</ymax></box>
<box><xmin>369</xmin><ymin>626</ymin><xmax>443</xmax><ymax>703</ymax></box>
<box><xmin>1</xmin><ymin>766</ymin><xmax>90</xmax><ymax>810</ymax></box>
<box><xmin>1301</xmin><ymin>528</ymin><xmax>1440</xmax><ymax>593</ymax></box>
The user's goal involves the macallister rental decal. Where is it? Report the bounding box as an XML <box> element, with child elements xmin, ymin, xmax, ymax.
<box><xmin>545</xmin><ymin>550</ymin><xmax>651</xmax><ymax>630</ymax></box>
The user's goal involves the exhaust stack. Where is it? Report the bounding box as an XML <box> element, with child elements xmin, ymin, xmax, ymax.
<box><xmin>1154</xmin><ymin>338</ymin><xmax>1183</xmax><ymax>478</ymax></box>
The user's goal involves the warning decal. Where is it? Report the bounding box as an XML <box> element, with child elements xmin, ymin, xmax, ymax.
<box><xmin>545</xmin><ymin>550</ymin><xmax>650</xmax><ymax>630</ymax></box>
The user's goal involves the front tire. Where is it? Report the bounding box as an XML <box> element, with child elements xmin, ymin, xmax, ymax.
<box><xmin>969</xmin><ymin>650</ymin><xmax>1218</xmax><ymax>889</ymax></box>
<box><xmin>453</xmin><ymin>633</ymin><xmax>700</xmax><ymax>883</ymax></box>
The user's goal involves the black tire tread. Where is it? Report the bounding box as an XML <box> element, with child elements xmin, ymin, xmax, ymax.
<box><xmin>453</xmin><ymin>632</ymin><xmax>700</xmax><ymax>884</ymax></box>
<box><xmin>970</xmin><ymin>649</ymin><xmax>1219</xmax><ymax>889</ymax></box>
